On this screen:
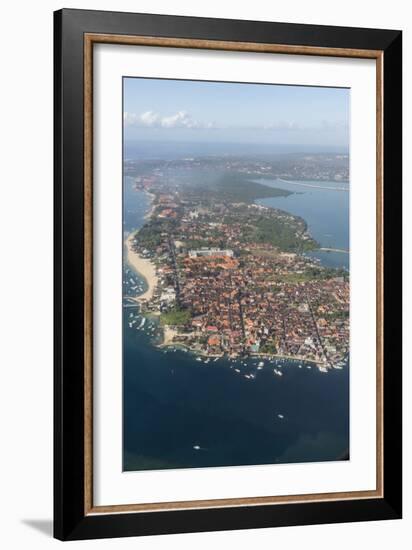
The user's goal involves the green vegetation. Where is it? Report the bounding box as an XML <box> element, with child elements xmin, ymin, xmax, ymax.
<box><xmin>191</xmin><ymin>172</ymin><xmax>292</xmax><ymax>203</ymax></box>
<box><xmin>216</xmin><ymin>174</ymin><xmax>292</xmax><ymax>201</ymax></box>
<box><xmin>184</xmin><ymin>239</ymin><xmax>210</xmax><ymax>249</ymax></box>
<box><xmin>250</xmin><ymin>249</ymin><xmax>281</xmax><ymax>258</ymax></box>
<box><xmin>243</xmin><ymin>216</ymin><xmax>318</xmax><ymax>252</ymax></box>
<box><xmin>260</xmin><ymin>341</ymin><xmax>278</xmax><ymax>354</ymax></box>
<box><xmin>325</xmin><ymin>310</ymin><xmax>349</xmax><ymax>320</ymax></box>
<box><xmin>137</xmin><ymin>218</ymin><xmax>176</xmax><ymax>249</ymax></box>
<box><xmin>160</xmin><ymin>308</ymin><xmax>191</xmax><ymax>326</ymax></box>
<box><xmin>304</xmin><ymin>266</ymin><xmax>348</xmax><ymax>280</ymax></box>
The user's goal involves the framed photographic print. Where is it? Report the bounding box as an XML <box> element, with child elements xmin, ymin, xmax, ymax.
<box><xmin>54</xmin><ymin>8</ymin><xmax>402</xmax><ymax>541</ymax></box>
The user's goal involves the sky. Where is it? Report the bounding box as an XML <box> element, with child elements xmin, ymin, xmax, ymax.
<box><xmin>123</xmin><ymin>77</ymin><xmax>349</xmax><ymax>149</ymax></box>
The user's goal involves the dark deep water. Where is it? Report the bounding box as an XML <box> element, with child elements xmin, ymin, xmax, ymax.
<box><xmin>122</xmin><ymin>173</ymin><xmax>350</xmax><ymax>471</ymax></box>
<box><xmin>123</xmin><ymin>316</ymin><xmax>349</xmax><ymax>471</ymax></box>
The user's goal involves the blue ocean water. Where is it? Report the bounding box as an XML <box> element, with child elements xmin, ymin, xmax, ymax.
<box><xmin>122</xmin><ymin>174</ymin><xmax>350</xmax><ymax>471</ymax></box>
<box><xmin>123</xmin><ymin>177</ymin><xmax>150</xmax><ymax>235</ymax></box>
<box><xmin>123</xmin><ymin>319</ymin><xmax>349</xmax><ymax>470</ymax></box>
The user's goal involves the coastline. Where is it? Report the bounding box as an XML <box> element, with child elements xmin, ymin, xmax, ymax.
<box><xmin>161</xmin><ymin>326</ymin><xmax>179</xmax><ymax>346</ymax></box>
<box><xmin>158</xmin><ymin>333</ymin><xmax>325</xmax><ymax>366</ymax></box>
<box><xmin>126</xmin><ymin>232</ymin><xmax>159</xmax><ymax>302</ymax></box>
<box><xmin>144</xmin><ymin>191</ymin><xmax>156</xmax><ymax>220</ymax></box>
<box><xmin>275</xmin><ymin>178</ymin><xmax>349</xmax><ymax>192</ymax></box>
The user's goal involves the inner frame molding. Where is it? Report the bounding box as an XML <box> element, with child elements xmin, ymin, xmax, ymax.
<box><xmin>83</xmin><ymin>32</ymin><xmax>384</xmax><ymax>516</ymax></box>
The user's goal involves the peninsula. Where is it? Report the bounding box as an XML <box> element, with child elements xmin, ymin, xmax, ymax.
<box><xmin>124</xmin><ymin>155</ymin><xmax>349</xmax><ymax>370</ymax></box>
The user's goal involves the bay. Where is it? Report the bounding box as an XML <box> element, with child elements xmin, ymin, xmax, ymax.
<box><xmin>256</xmin><ymin>178</ymin><xmax>349</xmax><ymax>269</ymax></box>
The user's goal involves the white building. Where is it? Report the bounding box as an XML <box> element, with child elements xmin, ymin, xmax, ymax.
<box><xmin>188</xmin><ymin>248</ymin><xmax>234</xmax><ymax>258</ymax></box>
<box><xmin>160</xmin><ymin>288</ymin><xmax>176</xmax><ymax>304</ymax></box>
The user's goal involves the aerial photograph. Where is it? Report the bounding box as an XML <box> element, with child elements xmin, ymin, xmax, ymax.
<box><xmin>122</xmin><ymin>77</ymin><xmax>350</xmax><ymax>471</ymax></box>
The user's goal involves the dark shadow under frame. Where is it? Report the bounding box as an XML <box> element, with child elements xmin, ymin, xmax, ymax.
<box><xmin>54</xmin><ymin>8</ymin><xmax>402</xmax><ymax>541</ymax></box>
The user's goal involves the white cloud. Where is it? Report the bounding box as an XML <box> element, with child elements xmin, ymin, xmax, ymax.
<box><xmin>124</xmin><ymin>110</ymin><xmax>160</xmax><ymax>126</ymax></box>
<box><xmin>160</xmin><ymin>111</ymin><xmax>197</xmax><ymax>128</ymax></box>
<box><xmin>124</xmin><ymin>110</ymin><xmax>215</xmax><ymax>129</ymax></box>
<box><xmin>140</xmin><ymin>110</ymin><xmax>160</xmax><ymax>126</ymax></box>
<box><xmin>123</xmin><ymin>112</ymin><xmax>136</xmax><ymax>125</ymax></box>
<box><xmin>124</xmin><ymin>111</ymin><xmax>347</xmax><ymax>133</ymax></box>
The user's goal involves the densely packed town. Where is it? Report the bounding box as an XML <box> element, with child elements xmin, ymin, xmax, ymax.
<box><xmin>127</xmin><ymin>155</ymin><xmax>349</xmax><ymax>369</ymax></box>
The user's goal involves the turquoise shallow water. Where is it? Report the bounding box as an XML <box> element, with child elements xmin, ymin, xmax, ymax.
<box><xmin>122</xmin><ymin>174</ymin><xmax>350</xmax><ymax>471</ymax></box>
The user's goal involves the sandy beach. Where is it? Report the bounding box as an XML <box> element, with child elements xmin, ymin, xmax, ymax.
<box><xmin>144</xmin><ymin>192</ymin><xmax>156</xmax><ymax>220</ymax></box>
<box><xmin>126</xmin><ymin>232</ymin><xmax>159</xmax><ymax>302</ymax></box>
<box><xmin>161</xmin><ymin>326</ymin><xmax>178</xmax><ymax>346</ymax></box>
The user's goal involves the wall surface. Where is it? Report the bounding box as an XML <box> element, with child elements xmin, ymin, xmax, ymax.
<box><xmin>0</xmin><ymin>0</ymin><xmax>409</xmax><ymax>548</ymax></box>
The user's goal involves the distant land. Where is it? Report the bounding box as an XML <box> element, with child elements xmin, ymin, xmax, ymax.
<box><xmin>124</xmin><ymin>140</ymin><xmax>350</xmax><ymax>161</ymax></box>
<box><xmin>124</xmin><ymin>149</ymin><xmax>349</xmax><ymax>184</ymax></box>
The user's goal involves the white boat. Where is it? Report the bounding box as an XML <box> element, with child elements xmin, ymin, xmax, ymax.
<box><xmin>277</xmin><ymin>414</ymin><xmax>284</xmax><ymax>419</ymax></box>
<box><xmin>193</xmin><ymin>445</ymin><xmax>201</xmax><ymax>450</ymax></box>
<box><xmin>273</xmin><ymin>369</ymin><xmax>283</xmax><ymax>377</ymax></box>
<box><xmin>138</xmin><ymin>317</ymin><xmax>146</xmax><ymax>329</ymax></box>
<box><xmin>258</xmin><ymin>361</ymin><xmax>264</xmax><ymax>367</ymax></box>
<box><xmin>318</xmin><ymin>366</ymin><xmax>328</xmax><ymax>373</ymax></box>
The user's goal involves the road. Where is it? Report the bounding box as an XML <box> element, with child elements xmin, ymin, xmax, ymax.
<box><xmin>319</xmin><ymin>247</ymin><xmax>349</xmax><ymax>254</ymax></box>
